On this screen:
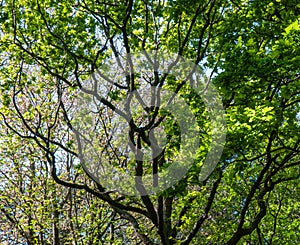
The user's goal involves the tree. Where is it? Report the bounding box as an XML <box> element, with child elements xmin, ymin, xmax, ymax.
<box><xmin>0</xmin><ymin>0</ymin><xmax>299</xmax><ymax>244</ymax></box>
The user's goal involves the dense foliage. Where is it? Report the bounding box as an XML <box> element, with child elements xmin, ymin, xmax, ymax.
<box><xmin>0</xmin><ymin>0</ymin><xmax>299</xmax><ymax>244</ymax></box>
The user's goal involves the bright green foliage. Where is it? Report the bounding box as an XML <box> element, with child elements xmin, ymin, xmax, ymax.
<box><xmin>1</xmin><ymin>0</ymin><xmax>299</xmax><ymax>244</ymax></box>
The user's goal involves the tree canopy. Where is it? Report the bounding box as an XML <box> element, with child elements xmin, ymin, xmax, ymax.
<box><xmin>0</xmin><ymin>0</ymin><xmax>299</xmax><ymax>244</ymax></box>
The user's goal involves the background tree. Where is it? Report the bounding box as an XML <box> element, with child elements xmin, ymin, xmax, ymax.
<box><xmin>0</xmin><ymin>0</ymin><xmax>299</xmax><ymax>244</ymax></box>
